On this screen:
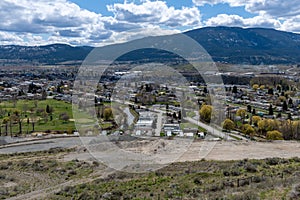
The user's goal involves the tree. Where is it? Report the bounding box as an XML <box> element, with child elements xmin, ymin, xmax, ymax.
<box><xmin>203</xmin><ymin>87</ymin><xmax>208</xmax><ymax>94</ymax></box>
<box><xmin>279</xmin><ymin>96</ymin><xmax>286</xmax><ymax>102</ymax></box>
<box><xmin>30</xmin><ymin>112</ymin><xmax>35</xmax><ymax>133</ymax></box>
<box><xmin>266</xmin><ymin>130</ymin><xmax>283</xmax><ymax>140</ymax></box>
<box><xmin>236</xmin><ymin>109</ymin><xmax>246</xmax><ymax>123</ymax></box>
<box><xmin>46</xmin><ymin>105</ymin><xmax>54</xmax><ymax>121</ymax></box>
<box><xmin>103</xmin><ymin>108</ymin><xmax>113</xmax><ymax>121</ymax></box>
<box><xmin>277</xmin><ymin>85</ymin><xmax>282</xmax><ymax>92</ymax></box>
<box><xmin>259</xmin><ymin>85</ymin><xmax>265</xmax><ymax>90</ymax></box>
<box><xmin>277</xmin><ymin>112</ymin><xmax>282</xmax><ymax>118</ymax></box>
<box><xmin>222</xmin><ymin>119</ymin><xmax>235</xmax><ymax>131</ymax></box>
<box><xmin>2</xmin><ymin>117</ymin><xmax>9</xmax><ymax>136</ymax></box>
<box><xmin>242</xmin><ymin>124</ymin><xmax>255</xmax><ymax>137</ymax></box>
<box><xmin>232</xmin><ymin>86</ymin><xmax>238</xmax><ymax>93</ymax></box>
<box><xmin>268</xmin><ymin>104</ymin><xmax>274</xmax><ymax>115</ymax></box>
<box><xmin>288</xmin><ymin>98</ymin><xmax>293</xmax><ymax>107</ymax></box>
<box><xmin>41</xmin><ymin>90</ymin><xmax>47</xmax><ymax>100</ymax></box>
<box><xmin>252</xmin><ymin>84</ymin><xmax>259</xmax><ymax>91</ymax></box>
<box><xmin>268</xmin><ymin>88</ymin><xmax>274</xmax><ymax>95</ymax></box>
<box><xmin>33</xmin><ymin>100</ymin><xmax>38</xmax><ymax>108</ymax></box>
<box><xmin>252</xmin><ymin>116</ymin><xmax>261</xmax><ymax>126</ymax></box>
<box><xmin>258</xmin><ymin>120</ymin><xmax>267</xmax><ymax>135</ymax></box>
<box><xmin>59</xmin><ymin>113</ymin><xmax>70</xmax><ymax>123</ymax></box>
<box><xmin>46</xmin><ymin>105</ymin><xmax>53</xmax><ymax>114</ymax></box>
<box><xmin>258</xmin><ymin>119</ymin><xmax>277</xmax><ymax>136</ymax></box>
<box><xmin>247</xmin><ymin>105</ymin><xmax>252</xmax><ymax>113</ymax></box>
<box><xmin>199</xmin><ymin>105</ymin><xmax>212</xmax><ymax>123</ymax></box>
<box><xmin>13</xmin><ymin>109</ymin><xmax>22</xmax><ymax>135</ymax></box>
<box><xmin>283</xmin><ymin>101</ymin><xmax>288</xmax><ymax>111</ymax></box>
<box><xmin>57</xmin><ymin>85</ymin><xmax>62</xmax><ymax>93</ymax></box>
<box><xmin>178</xmin><ymin>111</ymin><xmax>182</xmax><ymax>120</ymax></box>
<box><xmin>172</xmin><ymin>112</ymin><xmax>177</xmax><ymax>119</ymax></box>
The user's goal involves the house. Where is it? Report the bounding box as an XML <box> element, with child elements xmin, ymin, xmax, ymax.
<box><xmin>162</xmin><ymin>124</ymin><xmax>181</xmax><ymax>135</ymax></box>
<box><xmin>135</xmin><ymin>112</ymin><xmax>155</xmax><ymax>135</ymax></box>
<box><xmin>198</xmin><ymin>132</ymin><xmax>205</xmax><ymax>139</ymax></box>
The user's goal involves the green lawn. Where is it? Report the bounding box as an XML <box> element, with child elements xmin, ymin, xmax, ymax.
<box><xmin>0</xmin><ymin>99</ymin><xmax>78</xmax><ymax>134</ymax></box>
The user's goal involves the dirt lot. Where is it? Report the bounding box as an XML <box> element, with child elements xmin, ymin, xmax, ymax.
<box><xmin>179</xmin><ymin>140</ymin><xmax>300</xmax><ymax>161</ymax></box>
<box><xmin>1</xmin><ymin>139</ymin><xmax>300</xmax><ymax>199</ymax></box>
<box><xmin>63</xmin><ymin>138</ymin><xmax>300</xmax><ymax>171</ymax></box>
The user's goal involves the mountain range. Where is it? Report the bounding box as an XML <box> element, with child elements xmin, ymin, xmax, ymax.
<box><xmin>1</xmin><ymin>26</ymin><xmax>300</xmax><ymax>65</ymax></box>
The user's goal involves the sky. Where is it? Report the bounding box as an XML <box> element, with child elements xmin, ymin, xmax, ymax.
<box><xmin>0</xmin><ymin>0</ymin><xmax>300</xmax><ymax>46</ymax></box>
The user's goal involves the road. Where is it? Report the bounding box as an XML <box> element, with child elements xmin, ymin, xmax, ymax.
<box><xmin>184</xmin><ymin>117</ymin><xmax>235</xmax><ymax>140</ymax></box>
<box><xmin>0</xmin><ymin>136</ymin><xmax>84</xmax><ymax>154</ymax></box>
<box><xmin>124</xmin><ymin>107</ymin><xmax>135</xmax><ymax>126</ymax></box>
<box><xmin>155</xmin><ymin>111</ymin><xmax>163</xmax><ymax>136</ymax></box>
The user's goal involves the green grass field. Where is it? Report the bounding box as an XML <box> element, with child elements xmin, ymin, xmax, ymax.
<box><xmin>0</xmin><ymin>99</ymin><xmax>78</xmax><ymax>134</ymax></box>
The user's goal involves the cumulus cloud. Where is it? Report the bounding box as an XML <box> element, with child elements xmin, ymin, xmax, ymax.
<box><xmin>1</xmin><ymin>0</ymin><xmax>299</xmax><ymax>46</ymax></box>
<box><xmin>194</xmin><ymin>0</ymin><xmax>300</xmax><ymax>33</ymax></box>
<box><xmin>193</xmin><ymin>0</ymin><xmax>300</xmax><ymax>19</ymax></box>
<box><xmin>107</xmin><ymin>0</ymin><xmax>202</xmax><ymax>27</ymax></box>
<box><xmin>0</xmin><ymin>0</ymin><xmax>100</xmax><ymax>33</ymax></box>
<box><xmin>0</xmin><ymin>0</ymin><xmax>201</xmax><ymax>46</ymax></box>
<box><xmin>0</xmin><ymin>32</ymin><xmax>23</xmax><ymax>45</ymax></box>
<box><xmin>205</xmin><ymin>14</ymin><xmax>282</xmax><ymax>29</ymax></box>
<box><xmin>281</xmin><ymin>16</ymin><xmax>300</xmax><ymax>33</ymax></box>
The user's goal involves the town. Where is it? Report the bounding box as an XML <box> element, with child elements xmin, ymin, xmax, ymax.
<box><xmin>0</xmin><ymin>64</ymin><xmax>299</xmax><ymax>142</ymax></box>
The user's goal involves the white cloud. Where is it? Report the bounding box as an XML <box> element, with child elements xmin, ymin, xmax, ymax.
<box><xmin>193</xmin><ymin>0</ymin><xmax>300</xmax><ymax>19</ymax></box>
<box><xmin>107</xmin><ymin>0</ymin><xmax>201</xmax><ymax>27</ymax></box>
<box><xmin>0</xmin><ymin>0</ymin><xmax>200</xmax><ymax>46</ymax></box>
<box><xmin>195</xmin><ymin>0</ymin><xmax>300</xmax><ymax>33</ymax></box>
<box><xmin>192</xmin><ymin>0</ymin><xmax>245</xmax><ymax>7</ymax></box>
<box><xmin>0</xmin><ymin>0</ymin><xmax>100</xmax><ymax>33</ymax></box>
<box><xmin>0</xmin><ymin>32</ymin><xmax>23</xmax><ymax>45</ymax></box>
<box><xmin>281</xmin><ymin>16</ymin><xmax>300</xmax><ymax>33</ymax></box>
<box><xmin>205</xmin><ymin>14</ymin><xmax>282</xmax><ymax>29</ymax></box>
<box><xmin>1</xmin><ymin>0</ymin><xmax>299</xmax><ymax>46</ymax></box>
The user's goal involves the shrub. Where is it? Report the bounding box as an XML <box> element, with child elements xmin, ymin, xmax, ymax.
<box><xmin>289</xmin><ymin>183</ymin><xmax>300</xmax><ymax>200</ymax></box>
<box><xmin>252</xmin><ymin>176</ymin><xmax>263</xmax><ymax>183</ymax></box>
<box><xmin>266</xmin><ymin>157</ymin><xmax>281</xmax><ymax>165</ymax></box>
<box><xmin>230</xmin><ymin>169</ymin><xmax>241</xmax><ymax>176</ymax></box>
<box><xmin>244</xmin><ymin>163</ymin><xmax>258</xmax><ymax>173</ymax></box>
<box><xmin>0</xmin><ymin>165</ymin><xmax>8</xmax><ymax>170</ymax></box>
<box><xmin>223</xmin><ymin>171</ymin><xmax>230</xmax><ymax>176</ymax></box>
<box><xmin>231</xmin><ymin>191</ymin><xmax>260</xmax><ymax>200</ymax></box>
<box><xmin>0</xmin><ymin>174</ymin><xmax>6</xmax><ymax>179</ymax></box>
<box><xmin>193</xmin><ymin>178</ymin><xmax>202</xmax><ymax>185</ymax></box>
<box><xmin>266</xmin><ymin>130</ymin><xmax>283</xmax><ymax>140</ymax></box>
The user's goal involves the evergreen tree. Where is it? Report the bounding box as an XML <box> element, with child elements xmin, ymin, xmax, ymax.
<box><xmin>288</xmin><ymin>98</ymin><xmax>293</xmax><ymax>107</ymax></box>
<box><xmin>232</xmin><ymin>86</ymin><xmax>238</xmax><ymax>93</ymax></box>
<box><xmin>268</xmin><ymin>88</ymin><xmax>274</xmax><ymax>95</ymax></box>
<box><xmin>268</xmin><ymin>104</ymin><xmax>273</xmax><ymax>115</ymax></box>
<box><xmin>283</xmin><ymin>101</ymin><xmax>288</xmax><ymax>111</ymax></box>
<box><xmin>247</xmin><ymin>105</ymin><xmax>252</xmax><ymax>112</ymax></box>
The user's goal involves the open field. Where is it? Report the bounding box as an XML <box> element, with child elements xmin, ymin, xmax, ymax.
<box><xmin>0</xmin><ymin>99</ymin><xmax>95</xmax><ymax>134</ymax></box>
<box><xmin>1</xmin><ymin>136</ymin><xmax>300</xmax><ymax>162</ymax></box>
<box><xmin>0</xmin><ymin>144</ymin><xmax>300</xmax><ymax>200</ymax></box>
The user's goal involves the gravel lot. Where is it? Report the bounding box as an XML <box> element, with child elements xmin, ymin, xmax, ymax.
<box><xmin>1</xmin><ymin>136</ymin><xmax>300</xmax><ymax>164</ymax></box>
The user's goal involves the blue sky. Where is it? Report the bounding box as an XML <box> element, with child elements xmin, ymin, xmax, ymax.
<box><xmin>69</xmin><ymin>0</ymin><xmax>256</xmax><ymax>22</ymax></box>
<box><xmin>0</xmin><ymin>0</ymin><xmax>299</xmax><ymax>46</ymax></box>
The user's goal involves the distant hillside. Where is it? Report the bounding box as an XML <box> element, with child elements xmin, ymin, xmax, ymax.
<box><xmin>185</xmin><ymin>26</ymin><xmax>300</xmax><ymax>64</ymax></box>
<box><xmin>0</xmin><ymin>44</ymin><xmax>93</xmax><ymax>65</ymax></box>
<box><xmin>1</xmin><ymin>27</ymin><xmax>300</xmax><ymax>65</ymax></box>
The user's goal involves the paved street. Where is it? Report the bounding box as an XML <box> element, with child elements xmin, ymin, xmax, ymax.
<box><xmin>184</xmin><ymin>117</ymin><xmax>235</xmax><ymax>140</ymax></box>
